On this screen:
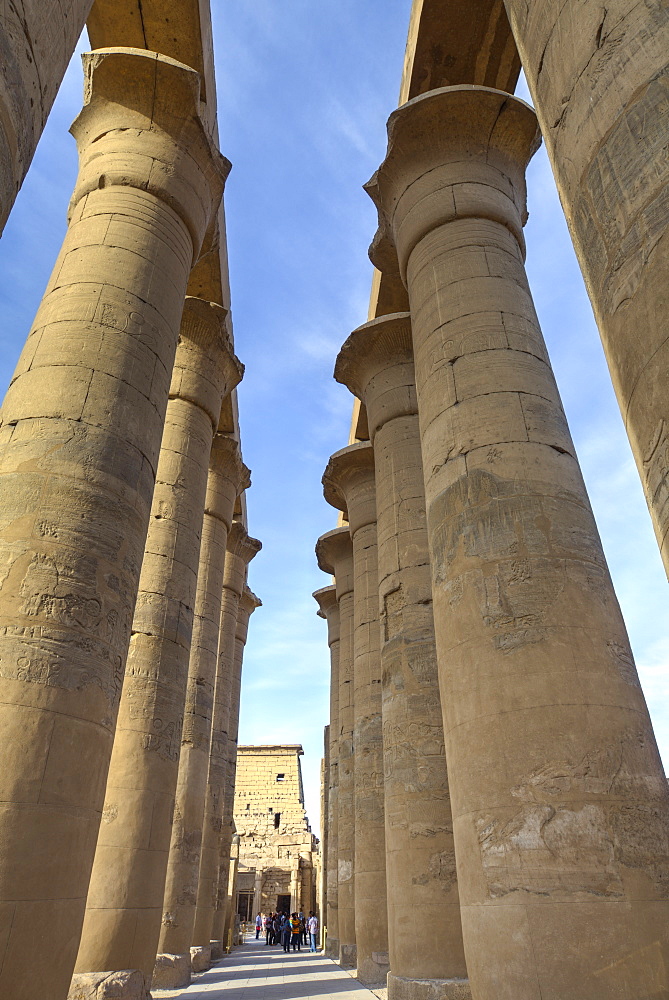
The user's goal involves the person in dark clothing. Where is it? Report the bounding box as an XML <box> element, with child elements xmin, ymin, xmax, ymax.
<box><xmin>282</xmin><ymin>913</ymin><xmax>292</xmax><ymax>952</ymax></box>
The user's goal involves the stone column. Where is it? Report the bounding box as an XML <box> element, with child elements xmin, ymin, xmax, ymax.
<box><xmin>336</xmin><ymin>312</ymin><xmax>470</xmax><ymax>1000</ymax></box>
<box><xmin>313</xmin><ymin>586</ymin><xmax>340</xmax><ymax>956</ymax></box>
<box><xmin>316</xmin><ymin>528</ymin><xmax>355</xmax><ymax>966</ymax></box>
<box><xmin>323</xmin><ymin>444</ymin><xmax>389</xmax><ymax>986</ymax></box>
<box><xmin>0</xmin><ymin>47</ymin><xmax>226</xmax><ymax>1000</ymax></box>
<box><xmin>290</xmin><ymin>863</ymin><xmax>300</xmax><ymax>914</ymax></box>
<box><xmin>502</xmin><ymin>2</ymin><xmax>669</xmax><ymax>576</ymax></box>
<box><xmin>253</xmin><ymin>869</ymin><xmax>263</xmax><ymax>918</ymax></box>
<box><xmin>368</xmin><ymin>85</ymin><xmax>669</xmax><ymax>1000</ymax></box>
<box><xmin>218</xmin><ymin>585</ymin><xmax>262</xmax><ymax>950</ymax></box>
<box><xmin>193</xmin><ymin>526</ymin><xmax>261</xmax><ymax>951</ymax></box>
<box><xmin>0</xmin><ymin>0</ymin><xmax>94</xmax><ymax>234</ymax></box>
<box><xmin>73</xmin><ymin>299</ymin><xmax>242</xmax><ymax>989</ymax></box>
<box><xmin>153</xmin><ymin>435</ymin><xmax>249</xmax><ymax>989</ymax></box>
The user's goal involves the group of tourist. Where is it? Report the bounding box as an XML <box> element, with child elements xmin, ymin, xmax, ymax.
<box><xmin>255</xmin><ymin>911</ymin><xmax>319</xmax><ymax>952</ymax></box>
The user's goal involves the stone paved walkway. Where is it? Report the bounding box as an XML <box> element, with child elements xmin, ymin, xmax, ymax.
<box><xmin>153</xmin><ymin>936</ymin><xmax>382</xmax><ymax>1000</ymax></box>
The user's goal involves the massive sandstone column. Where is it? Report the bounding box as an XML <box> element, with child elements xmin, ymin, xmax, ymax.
<box><xmin>0</xmin><ymin>48</ymin><xmax>226</xmax><ymax>1000</ymax></box>
<box><xmin>193</xmin><ymin>524</ymin><xmax>261</xmax><ymax>952</ymax></box>
<box><xmin>155</xmin><ymin>435</ymin><xmax>249</xmax><ymax>987</ymax></box>
<box><xmin>335</xmin><ymin>313</ymin><xmax>470</xmax><ymax>1000</ymax></box>
<box><xmin>218</xmin><ymin>584</ymin><xmax>262</xmax><ymax>950</ymax></box>
<box><xmin>323</xmin><ymin>444</ymin><xmax>389</xmax><ymax>986</ymax></box>
<box><xmin>502</xmin><ymin>1</ymin><xmax>669</xmax><ymax>576</ymax></box>
<box><xmin>368</xmin><ymin>84</ymin><xmax>669</xmax><ymax>1000</ymax></box>
<box><xmin>316</xmin><ymin>528</ymin><xmax>355</xmax><ymax>966</ymax></box>
<box><xmin>0</xmin><ymin>0</ymin><xmax>94</xmax><ymax>234</ymax></box>
<box><xmin>313</xmin><ymin>585</ymin><xmax>340</xmax><ymax>956</ymax></box>
<box><xmin>74</xmin><ymin>299</ymin><xmax>242</xmax><ymax>989</ymax></box>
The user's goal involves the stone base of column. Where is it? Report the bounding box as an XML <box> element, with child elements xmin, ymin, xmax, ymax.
<box><xmin>358</xmin><ymin>952</ymin><xmax>390</xmax><ymax>987</ymax></box>
<box><xmin>387</xmin><ymin>974</ymin><xmax>471</xmax><ymax>1000</ymax></box>
<box><xmin>325</xmin><ymin>937</ymin><xmax>339</xmax><ymax>960</ymax></box>
<box><xmin>339</xmin><ymin>943</ymin><xmax>357</xmax><ymax>969</ymax></box>
<box><xmin>152</xmin><ymin>953</ymin><xmax>191</xmax><ymax>990</ymax></box>
<box><xmin>190</xmin><ymin>944</ymin><xmax>212</xmax><ymax>972</ymax></box>
<box><xmin>68</xmin><ymin>970</ymin><xmax>148</xmax><ymax>1000</ymax></box>
<box><xmin>210</xmin><ymin>939</ymin><xmax>224</xmax><ymax>961</ymax></box>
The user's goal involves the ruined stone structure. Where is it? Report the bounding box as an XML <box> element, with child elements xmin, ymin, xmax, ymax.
<box><xmin>233</xmin><ymin>746</ymin><xmax>319</xmax><ymax>920</ymax></box>
<box><xmin>0</xmin><ymin>4</ymin><xmax>260</xmax><ymax>1000</ymax></box>
<box><xmin>315</xmin><ymin>2</ymin><xmax>669</xmax><ymax>1000</ymax></box>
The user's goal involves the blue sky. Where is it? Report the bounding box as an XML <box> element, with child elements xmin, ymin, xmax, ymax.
<box><xmin>0</xmin><ymin>2</ymin><xmax>667</xmax><ymax>837</ymax></box>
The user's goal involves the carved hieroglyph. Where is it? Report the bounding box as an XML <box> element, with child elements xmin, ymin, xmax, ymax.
<box><xmin>368</xmin><ymin>84</ymin><xmax>669</xmax><ymax>1000</ymax></box>
<box><xmin>503</xmin><ymin>1</ymin><xmax>669</xmax><ymax>577</ymax></box>
<box><xmin>0</xmin><ymin>0</ymin><xmax>94</xmax><ymax>234</ymax></box>
<box><xmin>74</xmin><ymin>300</ymin><xmax>242</xmax><ymax>986</ymax></box>
<box><xmin>0</xmin><ymin>47</ymin><xmax>227</xmax><ymax>1000</ymax></box>
<box><xmin>156</xmin><ymin>435</ymin><xmax>249</xmax><ymax>985</ymax></box>
<box><xmin>336</xmin><ymin>313</ymin><xmax>470</xmax><ymax>1000</ymax></box>
<box><xmin>192</xmin><ymin>524</ymin><xmax>261</xmax><ymax>950</ymax></box>
<box><xmin>323</xmin><ymin>444</ymin><xmax>389</xmax><ymax>986</ymax></box>
<box><xmin>313</xmin><ymin>586</ymin><xmax>340</xmax><ymax>954</ymax></box>
<box><xmin>316</xmin><ymin>528</ymin><xmax>355</xmax><ymax>966</ymax></box>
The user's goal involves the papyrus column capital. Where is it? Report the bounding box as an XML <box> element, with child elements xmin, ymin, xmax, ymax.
<box><xmin>170</xmin><ymin>298</ymin><xmax>243</xmax><ymax>430</ymax></box>
<box><xmin>335</xmin><ymin>312</ymin><xmax>415</xmax><ymax>438</ymax></box>
<box><xmin>70</xmin><ymin>47</ymin><xmax>230</xmax><ymax>260</ymax></box>
<box><xmin>313</xmin><ymin>585</ymin><xmax>340</xmax><ymax>646</ymax></box>
<box><xmin>316</xmin><ymin>528</ymin><xmax>354</xmax><ymax>599</ymax></box>
<box><xmin>222</xmin><ymin>522</ymin><xmax>262</xmax><ymax>597</ymax></box>
<box><xmin>366</xmin><ymin>86</ymin><xmax>540</xmax><ymax>279</ymax></box>
<box><xmin>236</xmin><ymin>587</ymin><xmax>261</xmax><ymax>643</ymax></box>
<box><xmin>205</xmin><ymin>436</ymin><xmax>250</xmax><ymax>530</ymax></box>
<box><xmin>322</xmin><ymin>442</ymin><xmax>376</xmax><ymax>535</ymax></box>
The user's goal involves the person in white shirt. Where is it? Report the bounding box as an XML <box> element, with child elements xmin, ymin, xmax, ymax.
<box><xmin>307</xmin><ymin>911</ymin><xmax>319</xmax><ymax>952</ymax></box>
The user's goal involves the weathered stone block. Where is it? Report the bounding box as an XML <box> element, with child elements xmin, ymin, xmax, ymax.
<box><xmin>151</xmin><ymin>953</ymin><xmax>190</xmax><ymax>990</ymax></box>
<box><xmin>68</xmin><ymin>970</ymin><xmax>147</xmax><ymax>1000</ymax></box>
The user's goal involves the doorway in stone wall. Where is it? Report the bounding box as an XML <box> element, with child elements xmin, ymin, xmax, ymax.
<box><xmin>276</xmin><ymin>893</ymin><xmax>291</xmax><ymax>913</ymax></box>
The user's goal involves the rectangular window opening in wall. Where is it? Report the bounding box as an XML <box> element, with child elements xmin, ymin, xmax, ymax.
<box><xmin>274</xmin><ymin>812</ymin><xmax>281</xmax><ymax>829</ymax></box>
<box><xmin>276</xmin><ymin>773</ymin><xmax>285</xmax><ymax>781</ymax></box>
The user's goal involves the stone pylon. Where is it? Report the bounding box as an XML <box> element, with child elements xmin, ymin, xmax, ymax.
<box><xmin>192</xmin><ymin>524</ymin><xmax>261</xmax><ymax>953</ymax></box>
<box><xmin>323</xmin><ymin>445</ymin><xmax>389</xmax><ymax>986</ymax></box>
<box><xmin>313</xmin><ymin>586</ymin><xmax>340</xmax><ymax>956</ymax></box>
<box><xmin>367</xmin><ymin>84</ymin><xmax>669</xmax><ymax>1000</ymax></box>
<box><xmin>218</xmin><ymin>585</ymin><xmax>262</xmax><ymax>950</ymax></box>
<box><xmin>316</xmin><ymin>528</ymin><xmax>355</xmax><ymax>966</ymax></box>
<box><xmin>336</xmin><ymin>313</ymin><xmax>470</xmax><ymax>1000</ymax></box>
<box><xmin>155</xmin><ymin>434</ymin><xmax>250</xmax><ymax>988</ymax></box>
<box><xmin>0</xmin><ymin>0</ymin><xmax>94</xmax><ymax>234</ymax></box>
<box><xmin>73</xmin><ymin>299</ymin><xmax>243</xmax><ymax>989</ymax></box>
<box><xmin>0</xmin><ymin>47</ymin><xmax>227</xmax><ymax>1000</ymax></box>
<box><xmin>502</xmin><ymin>1</ymin><xmax>669</xmax><ymax>577</ymax></box>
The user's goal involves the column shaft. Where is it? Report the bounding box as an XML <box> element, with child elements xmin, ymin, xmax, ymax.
<box><xmin>74</xmin><ymin>301</ymin><xmax>241</xmax><ymax>984</ymax></box>
<box><xmin>370</xmin><ymin>84</ymin><xmax>669</xmax><ymax>1000</ymax></box>
<box><xmin>313</xmin><ymin>586</ymin><xmax>340</xmax><ymax>958</ymax></box>
<box><xmin>503</xmin><ymin>0</ymin><xmax>669</xmax><ymax>574</ymax></box>
<box><xmin>157</xmin><ymin>436</ymin><xmax>249</xmax><ymax>980</ymax></box>
<box><xmin>323</xmin><ymin>446</ymin><xmax>389</xmax><ymax>985</ymax></box>
<box><xmin>336</xmin><ymin>313</ymin><xmax>469</xmax><ymax>1000</ymax></box>
<box><xmin>0</xmin><ymin>0</ymin><xmax>94</xmax><ymax>234</ymax></box>
<box><xmin>0</xmin><ymin>48</ymin><xmax>226</xmax><ymax>1000</ymax></box>
<box><xmin>193</xmin><ymin>526</ymin><xmax>261</xmax><ymax>949</ymax></box>
<box><xmin>217</xmin><ymin>586</ymin><xmax>261</xmax><ymax>949</ymax></box>
<box><xmin>316</xmin><ymin>529</ymin><xmax>355</xmax><ymax>968</ymax></box>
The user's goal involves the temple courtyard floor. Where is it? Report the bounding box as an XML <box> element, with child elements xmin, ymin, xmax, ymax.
<box><xmin>153</xmin><ymin>936</ymin><xmax>385</xmax><ymax>1000</ymax></box>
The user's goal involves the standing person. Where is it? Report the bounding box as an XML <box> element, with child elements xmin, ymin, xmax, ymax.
<box><xmin>298</xmin><ymin>910</ymin><xmax>306</xmax><ymax>946</ymax></box>
<box><xmin>282</xmin><ymin>913</ymin><xmax>292</xmax><ymax>953</ymax></box>
<box><xmin>308</xmin><ymin>911</ymin><xmax>319</xmax><ymax>952</ymax></box>
<box><xmin>255</xmin><ymin>913</ymin><xmax>262</xmax><ymax>939</ymax></box>
<box><xmin>275</xmin><ymin>912</ymin><xmax>283</xmax><ymax>946</ymax></box>
<box><xmin>265</xmin><ymin>913</ymin><xmax>273</xmax><ymax>945</ymax></box>
<box><xmin>290</xmin><ymin>912</ymin><xmax>301</xmax><ymax>951</ymax></box>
